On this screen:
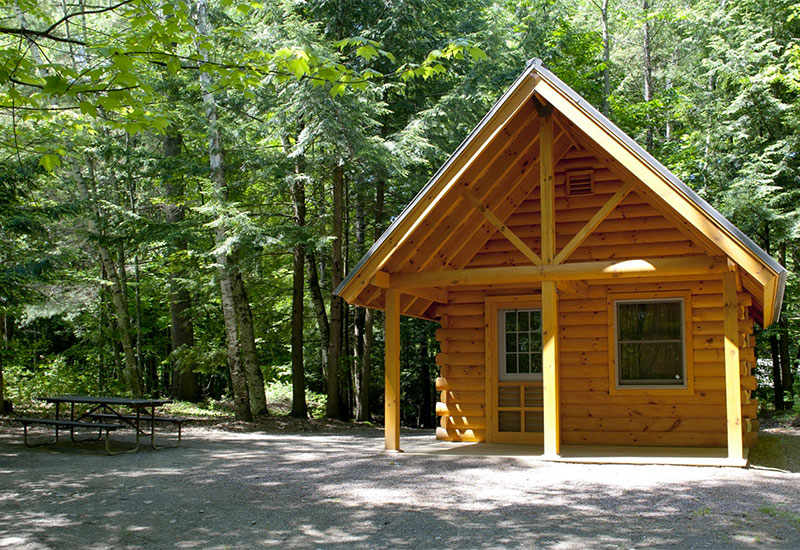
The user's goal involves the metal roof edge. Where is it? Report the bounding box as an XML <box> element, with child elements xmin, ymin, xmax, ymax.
<box><xmin>336</xmin><ymin>63</ymin><xmax>539</xmax><ymax>297</ymax></box>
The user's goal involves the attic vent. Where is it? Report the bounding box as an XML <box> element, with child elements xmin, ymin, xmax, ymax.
<box><xmin>566</xmin><ymin>170</ymin><xmax>594</xmax><ymax>196</ymax></box>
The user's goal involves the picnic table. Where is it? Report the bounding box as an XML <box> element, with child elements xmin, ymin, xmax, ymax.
<box><xmin>15</xmin><ymin>395</ymin><xmax>184</xmax><ymax>454</ymax></box>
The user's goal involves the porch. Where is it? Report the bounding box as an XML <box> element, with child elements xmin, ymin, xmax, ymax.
<box><xmin>399</xmin><ymin>439</ymin><xmax>749</xmax><ymax>468</ymax></box>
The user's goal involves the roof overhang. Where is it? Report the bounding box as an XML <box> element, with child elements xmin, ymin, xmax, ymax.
<box><xmin>336</xmin><ymin>59</ymin><xmax>787</xmax><ymax>326</ymax></box>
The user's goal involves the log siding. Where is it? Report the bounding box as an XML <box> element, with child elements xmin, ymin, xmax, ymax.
<box><xmin>434</xmin><ymin>279</ymin><xmax>757</xmax><ymax>448</ymax></box>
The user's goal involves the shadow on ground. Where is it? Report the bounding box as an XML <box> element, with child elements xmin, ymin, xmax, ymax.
<box><xmin>1</xmin><ymin>425</ymin><xmax>799</xmax><ymax>549</ymax></box>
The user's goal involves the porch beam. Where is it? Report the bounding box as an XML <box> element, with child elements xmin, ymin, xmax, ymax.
<box><xmin>556</xmin><ymin>279</ymin><xmax>589</xmax><ymax>296</ymax></box>
<box><xmin>402</xmin><ymin>286</ymin><xmax>448</xmax><ymax>304</ymax></box>
<box><xmin>553</xmin><ymin>180</ymin><xmax>636</xmax><ymax>264</ymax></box>
<box><xmin>542</xmin><ymin>280</ymin><xmax>560</xmax><ymax>456</ymax></box>
<box><xmin>371</xmin><ymin>273</ymin><xmax>448</xmax><ymax>304</ymax></box>
<box><xmin>723</xmin><ymin>271</ymin><xmax>744</xmax><ymax>462</ymax></box>
<box><xmin>385</xmin><ymin>256</ymin><xmax>729</xmax><ymax>289</ymax></box>
<box><xmin>385</xmin><ymin>288</ymin><xmax>401</xmax><ymax>451</ymax></box>
<box><xmin>462</xmin><ymin>189</ymin><xmax>542</xmax><ymax>266</ymax></box>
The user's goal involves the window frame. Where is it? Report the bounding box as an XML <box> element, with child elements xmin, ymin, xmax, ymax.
<box><xmin>607</xmin><ymin>290</ymin><xmax>694</xmax><ymax>396</ymax></box>
<box><xmin>498</xmin><ymin>308</ymin><xmax>544</xmax><ymax>382</ymax></box>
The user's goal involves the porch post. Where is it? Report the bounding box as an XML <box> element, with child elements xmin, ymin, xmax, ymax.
<box><xmin>722</xmin><ymin>271</ymin><xmax>743</xmax><ymax>461</ymax></box>
<box><xmin>539</xmin><ymin>100</ymin><xmax>560</xmax><ymax>457</ymax></box>
<box><xmin>385</xmin><ymin>288</ymin><xmax>401</xmax><ymax>451</ymax></box>
<box><xmin>542</xmin><ymin>280</ymin><xmax>560</xmax><ymax>456</ymax></box>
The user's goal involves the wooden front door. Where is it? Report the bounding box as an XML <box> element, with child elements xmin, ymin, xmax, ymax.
<box><xmin>495</xmin><ymin>308</ymin><xmax>544</xmax><ymax>443</ymax></box>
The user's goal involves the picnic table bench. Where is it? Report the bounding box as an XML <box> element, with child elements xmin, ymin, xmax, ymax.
<box><xmin>15</xmin><ymin>417</ymin><xmax>120</xmax><ymax>454</ymax></box>
<box><xmin>86</xmin><ymin>413</ymin><xmax>185</xmax><ymax>443</ymax></box>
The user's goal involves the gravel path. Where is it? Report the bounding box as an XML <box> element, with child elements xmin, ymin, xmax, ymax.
<box><xmin>1</xmin><ymin>424</ymin><xmax>799</xmax><ymax>549</ymax></box>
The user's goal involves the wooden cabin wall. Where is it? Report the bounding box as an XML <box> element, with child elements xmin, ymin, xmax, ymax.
<box><xmin>435</xmin><ymin>289</ymin><xmax>488</xmax><ymax>442</ymax></box>
<box><xmin>558</xmin><ymin>278</ymin><xmax>757</xmax><ymax>448</ymax></box>
<box><xmin>433</xmin><ymin>278</ymin><xmax>758</xmax><ymax>448</ymax></box>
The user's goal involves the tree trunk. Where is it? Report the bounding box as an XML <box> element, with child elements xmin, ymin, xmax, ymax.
<box><xmin>285</xmin><ymin>133</ymin><xmax>308</xmax><ymax>418</ymax></box>
<box><xmin>327</xmin><ymin>164</ymin><xmax>345</xmax><ymax>419</ymax></box>
<box><xmin>779</xmin><ymin>317</ymin><xmax>793</xmax><ymax>409</ymax></box>
<box><xmin>219</xmin><ymin>269</ymin><xmax>252</xmax><ymax>420</ymax></box>
<box><xmin>601</xmin><ymin>0</ymin><xmax>611</xmax><ymax>116</ymax></box>
<box><xmin>665</xmin><ymin>44</ymin><xmax>678</xmax><ymax>143</ymax></box>
<box><xmin>420</xmin><ymin>334</ymin><xmax>433</xmax><ymax>429</ymax></box>
<box><xmin>196</xmin><ymin>0</ymin><xmax>251</xmax><ymax>421</ymax></box>
<box><xmin>133</xmin><ymin>252</ymin><xmax>146</xmax><ymax>390</ymax></box>
<box><xmin>352</xmin><ymin>183</ymin><xmax>366</xmax><ymax>420</ymax></box>
<box><xmin>306</xmin><ymin>250</ymin><xmax>330</xmax><ymax>375</ymax></box>
<box><xmin>232</xmin><ymin>269</ymin><xmax>268</xmax><ymax>416</ymax></box>
<box><xmin>770</xmin><ymin>334</ymin><xmax>784</xmax><ymax>411</ymax></box>
<box><xmin>358</xmin><ymin>309</ymin><xmax>374</xmax><ymax>421</ymax></box>
<box><xmin>778</xmin><ymin>243</ymin><xmax>793</xmax><ymax>408</ymax></box>
<box><xmin>352</xmin><ymin>181</ymin><xmax>369</xmax><ymax>421</ymax></box>
<box><xmin>1</xmin><ymin>313</ymin><xmax>6</xmax><ymax>412</ymax></box>
<box><xmin>98</xmin><ymin>246</ymin><xmax>143</xmax><ymax>397</ymax></box>
<box><xmin>642</xmin><ymin>0</ymin><xmax>654</xmax><ymax>150</ymax></box>
<box><xmin>164</xmin><ymin>132</ymin><xmax>200</xmax><ymax>401</ymax></box>
<box><xmin>353</xmin><ymin>306</ymin><xmax>366</xmax><ymax>419</ymax></box>
<box><xmin>356</xmin><ymin>177</ymin><xmax>384</xmax><ymax>421</ymax></box>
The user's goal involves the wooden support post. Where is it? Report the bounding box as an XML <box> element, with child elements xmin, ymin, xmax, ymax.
<box><xmin>539</xmin><ymin>111</ymin><xmax>555</xmax><ymax>263</ymax></box>
<box><xmin>384</xmin><ymin>288</ymin><xmax>401</xmax><ymax>451</ymax></box>
<box><xmin>542</xmin><ymin>280</ymin><xmax>560</xmax><ymax>457</ymax></box>
<box><xmin>723</xmin><ymin>272</ymin><xmax>743</xmax><ymax>462</ymax></box>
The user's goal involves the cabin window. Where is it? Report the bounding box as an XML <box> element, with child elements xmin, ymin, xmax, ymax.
<box><xmin>614</xmin><ymin>298</ymin><xmax>686</xmax><ymax>387</ymax></box>
<box><xmin>498</xmin><ymin>309</ymin><xmax>543</xmax><ymax>381</ymax></box>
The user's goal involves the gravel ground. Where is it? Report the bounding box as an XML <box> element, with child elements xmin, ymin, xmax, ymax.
<box><xmin>1</xmin><ymin>423</ymin><xmax>799</xmax><ymax>549</ymax></box>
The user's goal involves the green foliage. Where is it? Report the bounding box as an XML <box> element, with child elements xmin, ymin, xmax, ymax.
<box><xmin>1</xmin><ymin>0</ymin><xmax>799</xmax><ymax>427</ymax></box>
<box><xmin>265</xmin><ymin>381</ymin><xmax>326</xmax><ymax>418</ymax></box>
<box><xmin>4</xmin><ymin>354</ymin><xmax>118</xmax><ymax>403</ymax></box>
<box><xmin>163</xmin><ymin>399</ymin><xmax>234</xmax><ymax>418</ymax></box>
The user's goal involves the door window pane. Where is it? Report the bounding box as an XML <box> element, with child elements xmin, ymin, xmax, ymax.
<box><xmin>506</xmin><ymin>354</ymin><xmax>517</xmax><ymax>374</ymax></box>
<box><xmin>518</xmin><ymin>311</ymin><xmax>529</xmax><ymax>332</ymax></box>
<box><xmin>505</xmin><ymin>311</ymin><xmax>517</xmax><ymax>332</ymax></box>
<box><xmin>518</xmin><ymin>353</ymin><xmax>530</xmax><ymax>374</ymax></box>
<box><xmin>506</xmin><ymin>333</ymin><xmax>516</xmax><ymax>352</ymax></box>
<box><xmin>499</xmin><ymin>308</ymin><xmax>543</xmax><ymax>381</ymax></box>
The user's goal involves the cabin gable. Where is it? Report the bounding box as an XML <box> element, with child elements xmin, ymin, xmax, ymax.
<box><xmin>339</xmin><ymin>62</ymin><xmax>785</xmax><ymax>327</ymax></box>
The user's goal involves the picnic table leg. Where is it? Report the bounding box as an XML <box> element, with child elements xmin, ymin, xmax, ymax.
<box><xmin>54</xmin><ymin>402</ymin><xmax>60</xmax><ymax>443</ymax></box>
<box><xmin>69</xmin><ymin>402</ymin><xmax>78</xmax><ymax>442</ymax></box>
<box><xmin>103</xmin><ymin>428</ymin><xmax>113</xmax><ymax>455</ymax></box>
<box><xmin>150</xmin><ymin>406</ymin><xmax>157</xmax><ymax>449</ymax></box>
<box><xmin>133</xmin><ymin>407</ymin><xmax>141</xmax><ymax>452</ymax></box>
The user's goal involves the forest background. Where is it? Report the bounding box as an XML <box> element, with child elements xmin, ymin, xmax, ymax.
<box><xmin>1</xmin><ymin>0</ymin><xmax>798</xmax><ymax>426</ymax></box>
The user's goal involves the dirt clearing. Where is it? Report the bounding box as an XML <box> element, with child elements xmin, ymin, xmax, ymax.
<box><xmin>1</xmin><ymin>423</ymin><xmax>799</xmax><ymax>549</ymax></box>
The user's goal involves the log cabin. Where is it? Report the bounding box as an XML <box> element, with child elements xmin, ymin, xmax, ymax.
<box><xmin>335</xmin><ymin>59</ymin><xmax>787</xmax><ymax>465</ymax></box>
